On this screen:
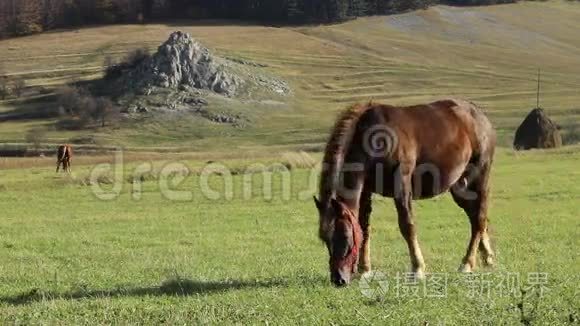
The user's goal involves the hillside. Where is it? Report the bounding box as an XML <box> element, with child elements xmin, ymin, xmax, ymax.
<box><xmin>1</xmin><ymin>0</ymin><xmax>579</xmax><ymax>151</ymax></box>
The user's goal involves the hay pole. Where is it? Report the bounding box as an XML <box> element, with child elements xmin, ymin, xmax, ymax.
<box><xmin>536</xmin><ymin>68</ymin><xmax>541</xmax><ymax>109</ymax></box>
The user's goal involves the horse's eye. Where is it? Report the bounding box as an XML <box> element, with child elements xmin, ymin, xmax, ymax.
<box><xmin>332</xmin><ymin>234</ymin><xmax>350</xmax><ymax>258</ymax></box>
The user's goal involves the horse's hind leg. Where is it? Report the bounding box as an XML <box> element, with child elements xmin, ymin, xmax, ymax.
<box><xmin>394</xmin><ymin>169</ymin><xmax>426</xmax><ymax>279</ymax></box>
<box><xmin>451</xmin><ymin>161</ymin><xmax>495</xmax><ymax>272</ymax></box>
<box><xmin>358</xmin><ymin>189</ymin><xmax>372</xmax><ymax>274</ymax></box>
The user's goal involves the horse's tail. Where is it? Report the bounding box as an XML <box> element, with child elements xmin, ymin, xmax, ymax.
<box><xmin>460</xmin><ymin>100</ymin><xmax>496</xmax><ymax>187</ymax></box>
<box><xmin>58</xmin><ymin>145</ymin><xmax>66</xmax><ymax>162</ymax></box>
<box><xmin>468</xmin><ymin>101</ymin><xmax>496</xmax><ymax>166</ymax></box>
<box><xmin>65</xmin><ymin>145</ymin><xmax>72</xmax><ymax>171</ymax></box>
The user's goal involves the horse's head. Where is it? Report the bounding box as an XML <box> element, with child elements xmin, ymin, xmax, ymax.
<box><xmin>314</xmin><ymin>196</ymin><xmax>362</xmax><ymax>287</ymax></box>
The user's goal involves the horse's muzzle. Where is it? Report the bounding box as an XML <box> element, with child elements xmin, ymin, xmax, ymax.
<box><xmin>331</xmin><ymin>270</ymin><xmax>351</xmax><ymax>287</ymax></box>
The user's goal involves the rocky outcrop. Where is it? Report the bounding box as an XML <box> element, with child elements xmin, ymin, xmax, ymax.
<box><xmin>125</xmin><ymin>31</ymin><xmax>241</xmax><ymax>96</ymax></box>
<box><xmin>113</xmin><ymin>31</ymin><xmax>290</xmax><ymax>127</ymax></box>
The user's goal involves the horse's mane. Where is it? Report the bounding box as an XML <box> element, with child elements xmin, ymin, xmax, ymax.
<box><xmin>318</xmin><ymin>103</ymin><xmax>372</xmax><ymax>209</ymax></box>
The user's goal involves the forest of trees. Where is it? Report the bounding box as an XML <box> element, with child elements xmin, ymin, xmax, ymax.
<box><xmin>0</xmin><ymin>0</ymin><xmax>557</xmax><ymax>38</ymax></box>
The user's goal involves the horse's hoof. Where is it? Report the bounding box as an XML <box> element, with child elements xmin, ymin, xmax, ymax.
<box><xmin>482</xmin><ymin>256</ymin><xmax>495</xmax><ymax>267</ymax></box>
<box><xmin>358</xmin><ymin>266</ymin><xmax>371</xmax><ymax>274</ymax></box>
<box><xmin>416</xmin><ymin>271</ymin><xmax>426</xmax><ymax>281</ymax></box>
<box><xmin>412</xmin><ymin>268</ymin><xmax>426</xmax><ymax>280</ymax></box>
<box><xmin>458</xmin><ymin>263</ymin><xmax>473</xmax><ymax>273</ymax></box>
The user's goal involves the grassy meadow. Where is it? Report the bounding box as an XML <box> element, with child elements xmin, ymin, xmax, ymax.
<box><xmin>0</xmin><ymin>147</ymin><xmax>579</xmax><ymax>324</ymax></box>
<box><xmin>1</xmin><ymin>0</ymin><xmax>580</xmax><ymax>324</ymax></box>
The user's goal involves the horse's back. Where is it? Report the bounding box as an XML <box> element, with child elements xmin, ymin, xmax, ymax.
<box><xmin>363</xmin><ymin>99</ymin><xmax>495</xmax><ymax>198</ymax></box>
<box><xmin>436</xmin><ymin>99</ymin><xmax>495</xmax><ymax>160</ymax></box>
<box><xmin>399</xmin><ymin>99</ymin><xmax>495</xmax><ymax>159</ymax></box>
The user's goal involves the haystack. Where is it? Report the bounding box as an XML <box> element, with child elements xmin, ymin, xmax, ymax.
<box><xmin>513</xmin><ymin>108</ymin><xmax>562</xmax><ymax>150</ymax></box>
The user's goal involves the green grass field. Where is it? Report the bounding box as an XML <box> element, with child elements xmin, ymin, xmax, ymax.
<box><xmin>0</xmin><ymin>147</ymin><xmax>579</xmax><ymax>324</ymax></box>
<box><xmin>1</xmin><ymin>1</ymin><xmax>580</xmax><ymax>324</ymax></box>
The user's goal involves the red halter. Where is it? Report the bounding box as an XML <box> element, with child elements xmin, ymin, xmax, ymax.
<box><xmin>331</xmin><ymin>209</ymin><xmax>363</xmax><ymax>273</ymax></box>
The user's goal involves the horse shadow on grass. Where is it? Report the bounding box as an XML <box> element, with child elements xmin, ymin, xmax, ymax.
<box><xmin>0</xmin><ymin>276</ymin><xmax>290</xmax><ymax>306</ymax></box>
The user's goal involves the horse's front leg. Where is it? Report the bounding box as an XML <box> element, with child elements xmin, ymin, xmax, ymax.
<box><xmin>358</xmin><ymin>189</ymin><xmax>373</xmax><ymax>274</ymax></box>
<box><xmin>394</xmin><ymin>171</ymin><xmax>426</xmax><ymax>279</ymax></box>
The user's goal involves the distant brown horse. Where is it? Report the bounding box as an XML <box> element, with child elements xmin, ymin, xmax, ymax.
<box><xmin>56</xmin><ymin>144</ymin><xmax>72</xmax><ymax>173</ymax></box>
<box><xmin>314</xmin><ymin>99</ymin><xmax>496</xmax><ymax>286</ymax></box>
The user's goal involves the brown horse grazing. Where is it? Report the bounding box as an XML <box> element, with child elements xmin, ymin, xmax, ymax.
<box><xmin>56</xmin><ymin>144</ymin><xmax>72</xmax><ymax>173</ymax></box>
<box><xmin>314</xmin><ymin>99</ymin><xmax>496</xmax><ymax>287</ymax></box>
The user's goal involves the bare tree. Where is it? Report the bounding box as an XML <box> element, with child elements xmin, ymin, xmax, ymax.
<box><xmin>79</xmin><ymin>93</ymin><xmax>97</xmax><ymax>125</ymax></box>
<box><xmin>55</xmin><ymin>85</ymin><xmax>120</xmax><ymax>129</ymax></box>
<box><xmin>124</xmin><ymin>47</ymin><xmax>150</xmax><ymax>68</ymax></box>
<box><xmin>25</xmin><ymin>128</ymin><xmax>47</xmax><ymax>154</ymax></box>
<box><xmin>56</xmin><ymin>86</ymin><xmax>80</xmax><ymax>115</ymax></box>
<box><xmin>94</xmin><ymin>96</ymin><xmax>119</xmax><ymax>127</ymax></box>
<box><xmin>12</xmin><ymin>78</ymin><xmax>25</xmax><ymax>98</ymax></box>
<box><xmin>103</xmin><ymin>55</ymin><xmax>118</xmax><ymax>79</ymax></box>
<box><xmin>103</xmin><ymin>55</ymin><xmax>115</xmax><ymax>70</ymax></box>
<box><xmin>0</xmin><ymin>64</ymin><xmax>8</xmax><ymax>100</ymax></box>
<box><xmin>6</xmin><ymin>0</ymin><xmax>44</xmax><ymax>36</ymax></box>
<box><xmin>0</xmin><ymin>79</ymin><xmax>8</xmax><ymax>100</ymax></box>
<box><xmin>0</xmin><ymin>76</ymin><xmax>8</xmax><ymax>100</ymax></box>
<box><xmin>43</xmin><ymin>0</ymin><xmax>67</xmax><ymax>30</ymax></box>
<box><xmin>56</xmin><ymin>85</ymin><xmax>91</xmax><ymax>116</ymax></box>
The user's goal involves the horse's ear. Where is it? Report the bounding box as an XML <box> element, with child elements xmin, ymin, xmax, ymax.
<box><xmin>313</xmin><ymin>196</ymin><xmax>322</xmax><ymax>211</ymax></box>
